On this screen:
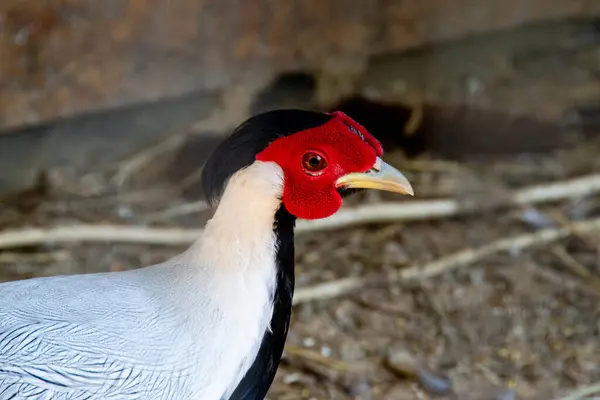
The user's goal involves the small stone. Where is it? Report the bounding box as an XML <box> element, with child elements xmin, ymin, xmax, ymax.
<box><xmin>385</xmin><ymin>348</ymin><xmax>452</xmax><ymax>395</ymax></box>
<box><xmin>385</xmin><ymin>348</ymin><xmax>418</xmax><ymax>377</ymax></box>
<box><xmin>494</xmin><ymin>389</ymin><xmax>518</xmax><ymax>400</ymax></box>
<box><xmin>415</xmin><ymin>367</ymin><xmax>452</xmax><ymax>395</ymax></box>
<box><xmin>348</xmin><ymin>380</ymin><xmax>373</xmax><ymax>400</ymax></box>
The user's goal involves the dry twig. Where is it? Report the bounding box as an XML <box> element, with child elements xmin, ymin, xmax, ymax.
<box><xmin>555</xmin><ymin>382</ymin><xmax>600</xmax><ymax>400</ymax></box>
<box><xmin>284</xmin><ymin>345</ymin><xmax>349</xmax><ymax>371</ymax></box>
<box><xmin>0</xmin><ymin>250</ymin><xmax>71</xmax><ymax>264</ymax></box>
<box><xmin>0</xmin><ymin>225</ymin><xmax>199</xmax><ymax>249</ymax></box>
<box><xmin>293</xmin><ymin>217</ymin><xmax>600</xmax><ymax>304</ymax></box>
<box><xmin>300</xmin><ymin>172</ymin><xmax>600</xmax><ymax>232</ymax></box>
<box><xmin>142</xmin><ymin>200</ymin><xmax>210</xmax><ymax>223</ymax></box>
<box><xmin>113</xmin><ymin>134</ymin><xmax>187</xmax><ymax>186</ymax></box>
<box><xmin>1</xmin><ymin>174</ymin><xmax>600</xmax><ymax>250</ymax></box>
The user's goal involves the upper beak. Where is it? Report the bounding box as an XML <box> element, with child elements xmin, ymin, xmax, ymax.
<box><xmin>335</xmin><ymin>157</ymin><xmax>414</xmax><ymax>196</ymax></box>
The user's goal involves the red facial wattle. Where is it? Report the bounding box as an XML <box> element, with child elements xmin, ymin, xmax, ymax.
<box><xmin>256</xmin><ymin>112</ymin><xmax>383</xmax><ymax>220</ymax></box>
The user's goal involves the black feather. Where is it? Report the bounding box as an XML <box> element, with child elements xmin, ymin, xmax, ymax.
<box><xmin>337</xmin><ymin>187</ymin><xmax>365</xmax><ymax>198</ymax></box>
<box><xmin>201</xmin><ymin>109</ymin><xmax>332</xmax><ymax>205</ymax></box>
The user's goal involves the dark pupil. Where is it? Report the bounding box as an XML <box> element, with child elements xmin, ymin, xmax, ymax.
<box><xmin>308</xmin><ymin>156</ymin><xmax>321</xmax><ymax>167</ymax></box>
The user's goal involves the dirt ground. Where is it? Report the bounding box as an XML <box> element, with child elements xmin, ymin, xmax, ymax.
<box><xmin>1</xmin><ymin>128</ymin><xmax>599</xmax><ymax>400</ymax></box>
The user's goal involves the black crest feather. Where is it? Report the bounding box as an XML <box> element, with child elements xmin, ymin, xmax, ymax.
<box><xmin>201</xmin><ymin>109</ymin><xmax>332</xmax><ymax>204</ymax></box>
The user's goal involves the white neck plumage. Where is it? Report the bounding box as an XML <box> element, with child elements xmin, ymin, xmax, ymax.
<box><xmin>170</xmin><ymin>161</ymin><xmax>288</xmax><ymax>399</ymax></box>
<box><xmin>195</xmin><ymin>161</ymin><xmax>285</xmax><ymax>274</ymax></box>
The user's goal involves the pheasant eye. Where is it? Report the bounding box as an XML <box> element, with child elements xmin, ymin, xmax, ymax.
<box><xmin>302</xmin><ymin>152</ymin><xmax>327</xmax><ymax>174</ymax></box>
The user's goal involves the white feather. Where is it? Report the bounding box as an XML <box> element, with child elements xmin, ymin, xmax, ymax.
<box><xmin>0</xmin><ymin>160</ymin><xmax>285</xmax><ymax>400</ymax></box>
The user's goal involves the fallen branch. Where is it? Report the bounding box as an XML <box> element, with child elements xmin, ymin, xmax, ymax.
<box><xmin>113</xmin><ymin>134</ymin><xmax>187</xmax><ymax>186</ymax></box>
<box><xmin>0</xmin><ymin>250</ymin><xmax>71</xmax><ymax>264</ymax></box>
<box><xmin>555</xmin><ymin>382</ymin><xmax>600</xmax><ymax>400</ymax></box>
<box><xmin>299</xmin><ymin>172</ymin><xmax>600</xmax><ymax>232</ymax></box>
<box><xmin>292</xmin><ymin>217</ymin><xmax>600</xmax><ymax>304</ymax></box>
<box><xmin>142</xmin><ymin>200</ymin><xmax>209</xmax><ymax>223</ymax></box>
<box><xmin>0</xmin><ymin>174</ymin><xmax>599</xmax><ymax>250</ymax></box>
<box><xmin>0</xmin><ymin>225</ymin><xmax>200</xmax><ymax>249</ymax></box>
<box><xmin>284</xmin><ymin>345</ymin><xmax>349</xmax><ymax>371</ymax></box>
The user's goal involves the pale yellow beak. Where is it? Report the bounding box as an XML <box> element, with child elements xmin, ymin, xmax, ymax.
<box><xmin>335</xmin><ymin>157</ymin><xmax>414</xmax><ymax>196</ymax></box>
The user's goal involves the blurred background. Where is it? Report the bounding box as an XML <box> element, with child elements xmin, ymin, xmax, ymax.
<box><xmin>1</xmin><ymin>1</ymin><xmax>600</xmax><ymax>399</ymax></box>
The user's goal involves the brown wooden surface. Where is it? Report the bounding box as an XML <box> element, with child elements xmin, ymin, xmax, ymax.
<box><xmin>1</xmin><ymin>0</ymin><xmax>598</xmax><ymax>131</ymax></box>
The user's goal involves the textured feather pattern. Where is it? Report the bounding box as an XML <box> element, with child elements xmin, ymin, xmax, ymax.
<box><xmin>0</xmin><ymin>161</ymin><xmax>285</xmax><ymax>400</ymax></box>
